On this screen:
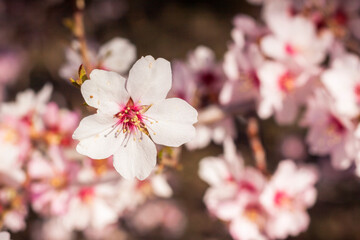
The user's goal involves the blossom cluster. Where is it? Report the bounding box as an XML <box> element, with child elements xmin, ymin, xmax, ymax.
<box><xmin>199</xmin><ymin>140</ymin><xmax>318</xmax><ymax>240</ymax></box>
<box><xmin>0</xmin><ymin>82</ymin><xmax>180</xmax><ymax>238</ymax></box>
<box><xmin>170</xmin><ymin>0</ymin><xmax>360</xmax><ymax>176</ymax></box>
<box><xmin>167</xmin><ymin>0</ymin><xmax>360</xmax><ymax>238</ymax></box>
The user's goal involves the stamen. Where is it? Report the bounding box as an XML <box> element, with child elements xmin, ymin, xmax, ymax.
<box><xmin>104</xmin><ymin>122</ymin><xmax>121</xmax><ymax>137</ymax></box>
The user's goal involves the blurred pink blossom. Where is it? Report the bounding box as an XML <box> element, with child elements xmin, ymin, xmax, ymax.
<box><xmin>257</xmin><ymin>61</ymin><xmax>317</xmax><ymax>124</ymax></box>
<box><xmin>27</xmin><ymin>148</ymin><xmax>80</xmax><ymax>216</ymax></box>
<box><xmin>260</xmin><ymin>160</ymin><xmax>318</xmax><ymax>239</ymax></box>
<box><xmin>261</xmin><ymin>15</ymin><xmax>332</xmax><ymax>69</ymax></box>
<box><xmin>128</xmin><ymin>200</ymin><xmax>187</xmax><ymax>238</ymax></box>
<box><xmin>302</xmin><ymin>90</ymin><xmax>360</xmax><ymax>173</ymax></box>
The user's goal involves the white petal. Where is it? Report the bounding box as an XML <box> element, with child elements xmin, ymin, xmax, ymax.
<box><xmin>126</xmin><ymin>56</ymin><xmax>172</xmax><ymax>105</ymax></box>
<box><xmin>73</xmin><ymin>113</ymin><xmax>116</xmax><ymax>140</ymax></box>
<box><xmin>91</xmin><ymin>198</ymin><xmax>118</xmax><ymax>229</ymax></box>
<box><xmin>198</xmin><ymin>156</ymin><xmax>230</xmax><ymax>186</ymax></box>
<box><xmin>74</xmin><ymin>115</ymin><xmax>124</xmax><ymax>159</ymax></box>
<box><xmin>98</xmin><ymin>37</ymin><xmax>137</xmax><ymax>74</ymax></box>
<box><xmin>113</xmin><ymin>132</ymin><xmax>156</xmax><ymax>180</ymax></box>
<box><xmin>81</xmin><ymin>69</ymin><xmax>129</xmax><ymax>110</ymax></box>
<box><xmin>144</xmin><ymin>98</ymin><xmax>198</xmax><ymax>147</ymax></box>
<box><xmin>260</xmin><ymin>35</ymin><xmax>286</xmax><ymax>60</ymax></box>
<box><xmin>151</xmin><ymin>174</ymin><xmax>173</xmax><ymax>197</ymax></box>
<box><xmin>36</xmin><ymin>84</ymin><xmax>53</xmax><ymax>110</ymax></box>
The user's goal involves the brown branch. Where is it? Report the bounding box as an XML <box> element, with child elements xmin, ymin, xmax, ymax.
<box><xmin>246</xmin><ymin>117</ymin><xmax>267</xmax><ymax>173</ymax></box>
<box><xmin>73</xmin><ymin>0</ymin><xmax>92</xmax><ymax>74</ymax></box>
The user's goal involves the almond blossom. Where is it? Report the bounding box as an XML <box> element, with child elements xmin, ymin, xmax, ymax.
<box><xmin>0</xmin><ymin>172</ymin><xmax>28</xmax><ymax>232</ymax></box>
<box><xmin>199</xmin><ymin>140</ymin><xmax>267</xmax><ymax>240</ymax></box>
<box><xmin>61</xmin><ymin>167</ymin><xmax>120</xmax><ymax>231</ymax></box>
<box><xmin>301</xmin><ymin>90</ymin><xmax>360</xmax><ymax>172</ymax></box>
<box><xmin>113</xmin><ymin>172</ymin><xmax>173</xmax><ymax>214</ymax></box>
<box><xmin>41</xmin><ymin>102</ymin><xmax>80</xmax><ymax>146</ymax></box>
<box><xmin>186</xmin><ymin>106</ymin><xmax>235</xmax><ymax>150</ymax></box>
<box><xmin>27</xmin><ymin>148</ymin><xmax>79</xmax><ymax>216</ymax></box>
<box><xmin>172</xmin><ymin>46</ymin><xmax>234</xmax><ymax>150</ymax></box>
<box><xmin>257</xmin><ymin>61</ymin><xmax>316</xmax><ymax>124</ymax></box>
<box><xmin>73</xmin><ymin>56</ymin><xmax>198</xmax><ymax>180</ymax></box>
<box><xmin>260</xmin><ymin>160</ymin><xmax>318</xmax><ymax>239</ymax></box>
<box><xmin>172</xmin><ymin>46</ymin><xmax>225</xmax><ymax>107</ymax></box>
<box><xmin>261</xmin><ymin>15</ymin><xmax>332</xmax><ymax>69</ymax></box>
<box><xmin>59</xmin><ymin>37</ymin><xmax>136</xmax><ymax>80</ymax></box>
<box><xmin>220</xmin><ymin>15</ymin><xmax>265</xmax><ymax>107</ymax></box>
<box><xmin>0</xmin><ymin>84</ymin><xmax>52</xmax><ymax>120</ymax></box>
<box><xmin>321</xmin><ymin>52</ymin><xmax>360</xmax><ymax>118</ymax></box>
<box><xmin>0</xmin><ymin>117</ymin><xmax>29</xmax><ymax>184</ymax></box>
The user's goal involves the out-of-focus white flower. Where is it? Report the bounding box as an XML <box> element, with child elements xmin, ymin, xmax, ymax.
<box><xmin>321</xmin><ymin>53</ymin><xmax>360</xmax><ymax>118</ymax></box>
<box><xmin>41</xmin><ymin>102</ymin><xmax>80</xmax><ymax>146</ymax></box>
<box><xmin>260</xmin><ymin>160</ymin><xmax>318</xmax><ymax>239</ymax></box>
<box><xmin>128</xmin><ymin>200</ymin><xmax>187</xmax><ymax>238</ymax></box>
<box><xmin>62</xmin><ymin>167</ymin><xmax>119</xmax><ymax>231</ymax></box>
<box><xmin>114</xmin><ymin>172</ymin><xmax>173</xmax><ymax>214</ymax></box>
<box><xmin>221</xmin><ymin>43</ymin><xmax>263</xmax><ymax>106</ymax></box>
<box><xmin>261</xmin><ymin>15</ymin><xmax>332</xmax><ymax>68</ymax></box>
<box><xmin>257</xmin><ymin>61</ymin><xmax>316</xmax><ymax>124</ymax></box>
<box><xmin>0</xmin><ymin>116</ymin><xmax>30</xmax><ymax>185</ymax></box>
<box><xmin>59</xmin><ymin>37</ymin><xmax>136</xmax><ymax>80</ymax></box>
<box><xmin>186</xmin><ymin>106</ymin><xmax>235</xmax><ymax>150</ymax></box>
<box><xmin>172</xmin><ymin>46</ymin><xmax>225</xmax><ymax>107</ymax></box>
<box><xmin>199</xmin><ymin>139</ymin><xmax>267</xmax><ymax>240</ymax></box>
<box><xmin>27</xmin><ymin>148</ymin><xmax>79</xmax><ymax>216</ymax></box>
<box><xmin>302</xmin><ymin>90</ymin><xmax>359</xmax><ymax>172</ymax></box>
<box><xmin>73</xmin><ymin>56</ymin><xmax>198</xmax><ymax>180</ymax></box>
<box><xmin>0</xmin><ymin>183</ymin><xmax>28</xmax><ymax>232</ymax></box>
<box><xmin>221</xmin><ymin>15</ymin><xmax>265</xmax><ymax>108</ymax></box>
<box><xmin>0</xmin><ymin>84</ymin><xmax>52</xmax><ymax>120</ymax></box>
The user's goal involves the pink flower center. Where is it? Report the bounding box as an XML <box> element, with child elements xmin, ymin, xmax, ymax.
<box><xmin>104</xmin><ymin>99</ymin><xmax>156</xmax><ymax>144</ymax></box>
<box><xmin>285</xmin><ymin>44</ymin><xmax>297</xmax><ymax>56</ymax></box>
<box><xmin>354</xmin><ymin>84</ymin><xmax>360</xmax><ymax>103</ymax></box>
<box><xmin>50</xmin><ymin>175</ymin><xmax>67</xmax><ymax>189</ymax></box>
<box><xmin>115</xmin><ymin>104</ymin><xmax>146</xmax><ymax>134</ymax></box>
<box><xmin>327</xmin><ymin>115</ymin><xmax>346</xmax><ymax>135</ymax></box>
<box><xmin>274</xmin><ymin>191</ymin><xmax>292</xmax><ymax>208</ymax></box>
<box><xmin>278</xmin><ymin>72</ymin><xmax>295</xmax><ymax>93</ymax></box>
<box><xmin>249</xmin><ymin>70</ymin><xmax>261</xmax><ymax>89</ymax></box>
<box><xmin>79</xmin><ymin>187</ymin><xmax>95</xmax><ymax>203</ymax></box>
<box><xmin>199</xmin><ymin>71</ymin><xmax>217</xmax><ymax>86</ymax></box>
<box><xmin>334</xmin><ymin>9</ymin><xmax>348</xmax><ymax>26</ymax></box>
<box><xmin>244</xmin><ymin>204</ymin><xmax>265</xmax><ymax>226</ymax></box>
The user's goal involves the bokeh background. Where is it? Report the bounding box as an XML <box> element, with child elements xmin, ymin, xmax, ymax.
<box><xmin>2</xmin><ymin>0</ymin><xmax>360</xmax><ymax>239</ymax></box>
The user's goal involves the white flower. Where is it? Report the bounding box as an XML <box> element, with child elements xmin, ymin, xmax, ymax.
<box><xmin>59</xmin><ymin>37</ymin><xmax>136</xmax><ymax>80</ymax></box>
<box><xmin>0</xmin><ymin>84</ymin><xmax>52</xmax><ymax>118</ymax></box>
<box><xmin>261</xmin><ymin>15</ymin><xmax>332</xmax><ymax>68</ymax></box>
<box><xmin>73</xmin><ymin>56</ymin><xmax>198</xmax><ymax>180</ymax></box>
<box><xmin>321</xmin><ymin>53</ymin><xmax>360</xmax><ymax>118</ymax></box>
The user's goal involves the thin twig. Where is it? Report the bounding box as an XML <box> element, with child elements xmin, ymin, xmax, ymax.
<box><xmin>73</xmin><ymin>0</ymin><xmax>92</xmax><ymax>74</ymax></box>
<box><xmin>246</xmin><ymin>117</ymin><xmax>267</xmax><ymax>173</ymax></box>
